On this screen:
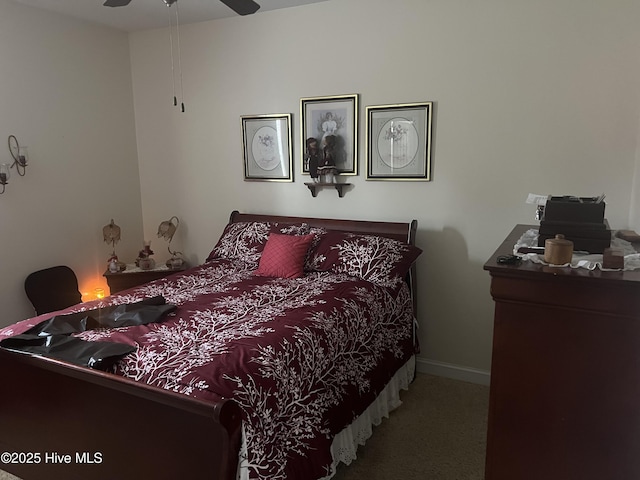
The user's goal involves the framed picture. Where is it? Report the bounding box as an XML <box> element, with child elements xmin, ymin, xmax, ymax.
<box><xmin>300</xmin><ymin>94</ymin><xmax>358</xmax><ymax>176</ymax></box>
<box><xmin>242</xmin><ymin>113</ymin><xmax>293</xmax><ymax>182</ymax></box>
<box><xmin>366</xmin><ymin>102</ymin><xmax>433</xmax><ymax>181</ymax></box>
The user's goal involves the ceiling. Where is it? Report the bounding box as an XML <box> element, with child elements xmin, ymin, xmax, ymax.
<box><xmin>11</xmin><ymin>0</ymin><xmax>329</xmax><ymax>32</ymax></box>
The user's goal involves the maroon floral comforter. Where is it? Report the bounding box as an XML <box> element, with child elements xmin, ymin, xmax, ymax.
<box><xmin>0</xmin><ymin>259</ymin><xmax>416</xmax><ymax>480</ymax></box>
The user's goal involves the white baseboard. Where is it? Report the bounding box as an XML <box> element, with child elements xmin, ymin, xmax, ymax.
<box><xmin>416</xmin><ymin>357</ymin><xmax>491</xmax><ymax>386</ymax></box>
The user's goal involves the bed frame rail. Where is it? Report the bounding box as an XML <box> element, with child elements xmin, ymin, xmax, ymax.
<box><xmin>0</xmin><ymin>348</ymin><xmax>242</xmax><ymax>480</ymax></box>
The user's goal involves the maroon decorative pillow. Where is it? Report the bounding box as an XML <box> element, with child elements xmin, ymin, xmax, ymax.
<box><xmin>206</xmin><ymin>221</ymin><xmax>308</xmax><ymax>267</ymax></box>
<box><xmin>307</xmin><ymin>231</ymin><xmax>422</xmax><ymax>288</ymax></box>
<box><xmin>254</xmin><ymin>233</ymin><xmax>315</xmax><ymax>279</ymax></box>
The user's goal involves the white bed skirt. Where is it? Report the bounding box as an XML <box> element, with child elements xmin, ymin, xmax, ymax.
<box><xmin>237</xmin><ymin>355</ymin><xmax>415</xmax><ymax>480</ymax></box>
<box><xmin>322</xmin><ymin>355</ymin><xmax>416</xmax><ymax>478</ymax></box>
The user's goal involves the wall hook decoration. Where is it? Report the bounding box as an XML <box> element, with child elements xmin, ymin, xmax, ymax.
<box><xmin>1</xmin><ymin>135</ymin><xmax>29</xmax><ymax>194</ymax></box>
<box><xmin>8</xmin><ymin>135</ymin><xmax>28</xmax><ymax>177</ymax></box>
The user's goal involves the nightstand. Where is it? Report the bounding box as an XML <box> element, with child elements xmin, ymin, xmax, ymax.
<box><xmin>103</xmin><ymin>264</ymin><xmax>187</xmax><ymax>294</ymax></box>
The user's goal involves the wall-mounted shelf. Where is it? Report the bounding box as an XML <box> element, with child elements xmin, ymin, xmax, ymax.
<box><xmin>304</xmin><ymin>182</ymin><xmax>351</xmax><ymax>198</ymax></box>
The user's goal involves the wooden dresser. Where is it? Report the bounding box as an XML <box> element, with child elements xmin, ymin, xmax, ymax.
<box><xmin>483</xmin><ymin>225</ymin><xmax>640</xmax><ymax>480</ymax></box>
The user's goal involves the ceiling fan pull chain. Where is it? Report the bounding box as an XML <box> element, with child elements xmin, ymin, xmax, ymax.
<box><xmin>167</xmin><ymin>3</ymin><xmax>177</xmax><ymax>107</ymax></box>
<box><xmin>175</xmin><ymin>1</ymin><xmax>185</xmax><ymax>112</ymax></box>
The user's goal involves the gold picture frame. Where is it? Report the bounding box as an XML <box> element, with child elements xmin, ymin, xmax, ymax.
<box><xmin>242</xmin><ymin>113</ymin><xmax>293</xmax><ymax>182</ymax></box>
<box><xmin>300</xmin><ymin>94</ymin><xmax>358</xmax><ymax>176</ymax></box>
<box><xmin>366</xmin><ymin>102</ymin><xmax>433</xmax><ymax>181</ymax></box>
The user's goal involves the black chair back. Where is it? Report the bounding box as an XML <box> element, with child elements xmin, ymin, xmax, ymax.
<box><xmin>25</xmin><ymin>266</ymin><xmax>82</xmax><ymax>316</ymax></box>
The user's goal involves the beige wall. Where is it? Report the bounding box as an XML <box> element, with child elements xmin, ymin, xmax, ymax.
<box><xmin>631</xmin><ymin>121</ymin><xmax>640</xmax><ymax>229</ymax></box>
<box><xmin>2</xmin><ymin>0</ymin><xmax>639</xmax><ymax>379</ymax></box>
<box><xmin>130</xmin><ymin>0</ymin><xmax>640</xmax><ymax>377</ymax></box>
<box><xmin>0</xmin><ymin>0</ymin><xmax>142</xmax><ymax>326</ymax></box>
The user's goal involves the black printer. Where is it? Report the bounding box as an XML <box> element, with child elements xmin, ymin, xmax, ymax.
<box><xmin>538</xmin><ymin>196</ymin><xmax>611</xmax><ymax>253</ymax></box>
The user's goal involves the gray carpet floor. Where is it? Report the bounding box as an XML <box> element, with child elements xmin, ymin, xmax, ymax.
<box><xmin>0</xmin><ymin>373</ymin><xmax>489</xmax><ymax>480</ymax></box>
<box><xmin>332</xmin><ymin>373</ymin><xmax>489</xmax><ymax>480</ymax></box>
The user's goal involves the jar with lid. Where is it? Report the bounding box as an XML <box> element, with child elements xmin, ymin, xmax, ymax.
<box><xmin>544</xmin><ymin>234</ymin><xmax>574</xmax><ymax>265</ymax></box>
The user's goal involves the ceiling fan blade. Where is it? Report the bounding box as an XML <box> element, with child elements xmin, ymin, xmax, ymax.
<box><xmin>103</xmin><ymin>0</ymin><xmax>132</xmax><ymax>7</ymax></box>
<box><xmin>219</xmin><ymin>0</ymin><xmax>260</xmax><ymax>16</ymax></box>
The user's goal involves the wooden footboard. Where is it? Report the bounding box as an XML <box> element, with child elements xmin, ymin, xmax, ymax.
<box><xmin>0</xmin><ymin>348</ymin><xmax>242</xmax><ymax>480</ymax></box>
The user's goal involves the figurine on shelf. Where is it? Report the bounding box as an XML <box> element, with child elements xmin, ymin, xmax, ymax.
<box><xmin>318</xmin><ymin>134</ymin><xmax>338</xmax><ymax>183</ymax></box>
<box><xmin>107</xmin><ymin>253</ymin><xmax>125</xmax><ymax>272</ymax></box>
<box><xmin>304</xmin><ymin>137</ymin><xmax>321</xmax><ymax>183</ymax></box>
<box><xmin>136</xmin><ymin>241</ymin><xmax>156</xmax><ymax>270</ymax></box>
<box><xmin>106</xmin><ymin>255</ymin><xmax>118</xmax><ymax>273</ymax></box>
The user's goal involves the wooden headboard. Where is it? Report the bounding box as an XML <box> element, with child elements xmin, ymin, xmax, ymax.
<box><xmin>228</xmin><ymin>210</ymin><xmax>419</xmax><ymax>314</ymax></box>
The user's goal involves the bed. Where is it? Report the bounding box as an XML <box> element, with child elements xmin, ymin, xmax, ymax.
<box><xmin>0</xmin><ymin>210</ymin><xmax>420</xmax><ymax>480</ymax></box>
